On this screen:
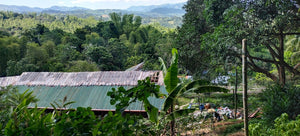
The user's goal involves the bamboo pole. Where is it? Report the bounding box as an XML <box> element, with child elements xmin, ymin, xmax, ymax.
<box><xmin>234</xmin><ymin>65</ymin><xmax>238</xmax><ymax>119</ymax></box>
<box><xmin>242</xmin><ymin>39</ymin><xmax>248</xmax><ymax>136</ymax></box>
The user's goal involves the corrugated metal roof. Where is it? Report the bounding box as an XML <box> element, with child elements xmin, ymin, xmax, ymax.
<box><xmin>0</xmin><ymin>71</ymin><xmax>164</xmax><ymax>87</ymax></box>
<box><xmin>0</xmin><ymin>76</ymin><xmax>20</xmax><ymax>86</ymax></box>
<box><xmin>17</xmin><ymin>85</ymin><xmax>167</xmax><ymax>111</ymax></box>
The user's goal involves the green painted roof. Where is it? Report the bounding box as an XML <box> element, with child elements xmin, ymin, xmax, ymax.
<box><xmin>17</xmin><ymin>85</ymin><xmax>167</xmax><ymax>112</ymax></box>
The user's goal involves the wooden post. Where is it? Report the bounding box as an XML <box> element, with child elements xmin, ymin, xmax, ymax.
<box><xmin>242</xmin><ymin>39</ymin><xmax>248</xmax><ymax>136</ymax></box>
<box><xmin>234</xmin><ymin>65</ymin><xmax>238</xmax><ymax>119</ymax></box>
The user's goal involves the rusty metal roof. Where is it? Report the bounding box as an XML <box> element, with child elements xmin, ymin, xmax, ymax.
<box><xmin>17</xmin><ymin>85</ymin><xmax>167</xmax><ymax>112</ymax></box>
<box><xmin>0</xmin><ymin>71</ymin><xmax>164</xmax><ymax>87</ymax></box>
<box><xmin>0</xmin><ymin>76</ymin><xmax>20</xmax><ymax>86</ymax></box>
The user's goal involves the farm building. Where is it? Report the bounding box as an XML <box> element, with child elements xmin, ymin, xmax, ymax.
<box><xmin>0</xmin><ymin>71</ymin><xmax>167</xmax><ymax>116</ymax></box>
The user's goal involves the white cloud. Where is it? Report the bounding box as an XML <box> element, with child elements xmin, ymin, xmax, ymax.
<box><xmin>58</xmin><ymin>1</ymin><xmax>65</xmax><ymax>4</ymax></box>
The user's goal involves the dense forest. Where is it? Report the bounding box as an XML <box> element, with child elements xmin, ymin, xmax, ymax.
<box><xmin>0</xmin><ymin>11</ymin><xmax>177</xmax><ymax>77</ymax></box>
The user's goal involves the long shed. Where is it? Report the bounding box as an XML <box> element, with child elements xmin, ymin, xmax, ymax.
<box><xmin>0</xmin><ymin>71</ymin><xmax>166</xmax><ymax>115</ymax></box>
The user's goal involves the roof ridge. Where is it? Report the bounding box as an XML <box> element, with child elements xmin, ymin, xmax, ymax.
<box><xmin>1</xmin><ymin>71</ymin><xmax>164</xmax><ymax>87</ymax></box>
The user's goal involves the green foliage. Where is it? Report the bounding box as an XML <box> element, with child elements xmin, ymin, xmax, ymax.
<box><xmin>163</xmin><ymin>48</ymin><xmax>179</xmax><ymax>93</ymax></box>
<box><xmin>166</xmin><ymin>109</ymin><xmax>196</xmax><ymax>120</ymax></box>
<box><xmin>204</xmin><ymin>0</ymin><xmax>234</xmax><ymax>26</ymax></box>
<box><xmin>249</xmin><ymin>113</ymin><xmax>300</xmax><ymax>136</ymax></box>
<box><xmin>66</xmin><ymin>60</ymin><xmax>99</xmax><ymax>72</ymax></box>
<box><xmin>108</xmin><ymin>77</ymin><xmax>163</xmax><ymax>123</ymax></box>
<box><xmin>54</xmin><ymin>107</ymin><xmax>98</xmax><ymax>136</ymax></box>
<box><xmin>0</xmin><ymin>12</ymin><xmax>98</xmax><ymax>33</ymax></box>
<box><xmin>260</xmin><ymin>84</ymin><xmax>300</xmax><ymax>124</ymax></box>
<box><xmin>5</xmin><ymin>106</ymin><xmax>54</xmax><ymax>136</ymax></box>
<box><xmin>159</xmin><ymin>48</ymin><xmax>229</xmax><ymax>135</ymax></box>
<box><xmin>0</xmin><ymin>86</ymin><xmax>103</xmax><ymax>136</ymax></box>
<box><xmin>175</xmin><ymin>0</ymin><xmax>214</xmax><ymax>78</ymax></box>
<box><xmin>0</xmin><ymin>36</ymin><xmax>20</xmax><ymax>76</ymax></box>
<box><xmin>1</xmin><ymin>87</ymin><xmax>52</xmax><ymax>136</ymax></box>
<box><xmin>98</xmin><ymin>111</ymin><xmax>135</xmax><ymax>135</ymax></box>
<box><xmin>222</xmin><ymin>122</ymin><xmax>243</xmax><ymax>136</ymax></box>
<box><xmin>162</xmin><ymin>80</ymin><xmax>229</xmax><ymax>113</ymax></box>
<box><xmin>180</xmin><ymin>0</ymin><xmax>300</xmax><ymax>84</ymax></box>
<box><xmin>0</xmin><ymin>11</ymin><xmax>172</xmax><ymax>76</ymax></box>
<box><xmin>255</xmin><ymin>72</ymin><xmax>273</xmax><ymax>86</ymax></box>
<box><xmin>285</xmin><ymin>35</ymin><xmax>300</xmax><ymax>67</ymax></box>
<box><xmin>0</xmin><ymin>86</ymin><xmax>38</xmax><ymax>109</ymax></box>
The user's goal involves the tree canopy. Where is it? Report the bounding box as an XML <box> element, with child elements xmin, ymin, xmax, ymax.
<box><xmin>177</xmin><ymin>0</ymin><xmax>300</xmax><ymax>85</ymax></box>
<box><xmin>0</xmin><ymin>12</ymin><xmax>175</xmax><ymax>77</ymax></box>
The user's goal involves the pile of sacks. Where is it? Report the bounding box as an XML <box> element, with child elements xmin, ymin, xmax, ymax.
<box><xmin>202</xmin><ymin>103</ymin><xmax>235</xmax><ymax>121</ymax></box>
<box><xmin>216</xmin><ymin>106</ymin><xmax>233</xmax><ymax>119</ymax></box>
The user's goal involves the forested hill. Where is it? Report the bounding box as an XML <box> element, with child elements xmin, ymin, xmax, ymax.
<box><xmin>0</xmin><ymin>3</ymin><xmax>185</xmax><ymax>28</ymax></box>
<box><xmin>0</xmin><ymin>12</ymin><xmax>176</xmax><ymax>77</ymax></box>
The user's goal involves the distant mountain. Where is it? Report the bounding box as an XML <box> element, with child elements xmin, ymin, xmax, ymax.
<box><xmin>0</xmin><ymin>3</ymin><xmax>185</xmax><ymax>17</ymax></box>
<box><xmin>0</xmin><ymin>3</ymin><xmax>184</xmax><ymax>27</ymax></box>
<box><xmin>45</xmin><ymin>6</ymin><xmax>89</xmax><ymax>12</ymax></box>
<box><xmin>0</xmin><ymin>5</ymin><xmax>89</xmax><ymax>13</ymax></box>
<box><xmin>0</xmin><ymin>4</ymin><xmax>42</xmax><ymax>13</ymax></box>
<box><xmin>150</xmin><ymin>8</ymin><xmax>185</xmax><ymax>15</ymax></box>
<box><xmin>127</xmin><ymin>2</ymin><xmax>185</xmax><ymax>12</ymax></box>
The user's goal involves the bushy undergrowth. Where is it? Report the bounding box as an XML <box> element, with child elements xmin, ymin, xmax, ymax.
<box><xmin>249</xmin><ymin>84</ymin><xmax>300</xmax><ymax>136</ymax></box>
<box><xmin>222</xmin><ymin>122</ymin><xmax>244</xmax><ymax>135</ymax></box>
<box><xmin>0</xmin><ymin>79</ymin><xmax>162</xmax><ymax>136</ymax></box>
<box><xmin>249</xmin><ymin>113</ymin><xmax>300</xmax><ymax>136</ymax></box>
<box><xmin>260</xmin><ymin>84</ymin><xmax>300</xmax><ymax>123</ymax></box>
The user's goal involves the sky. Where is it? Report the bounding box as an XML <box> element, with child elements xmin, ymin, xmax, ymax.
<box><xmin>0</xmin><ymin>0</ymin><xmax>188</xmax><ymax>9</ymax></box>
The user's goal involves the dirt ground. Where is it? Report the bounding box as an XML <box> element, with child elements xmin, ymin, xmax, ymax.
<box><xmin>179</xmin><ymin>120</ymin><xmax>244</xmax><ymax>136</ymax></box>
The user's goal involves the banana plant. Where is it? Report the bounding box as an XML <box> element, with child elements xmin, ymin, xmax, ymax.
<box><xmin>159</xmin><ymin>48</ymin><xmax>229</xmax><ymax>135</ymax></box>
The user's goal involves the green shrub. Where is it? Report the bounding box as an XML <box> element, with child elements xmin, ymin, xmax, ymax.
<box><xmin>249</xmin><ymin>113</ymin><xmax>300</xmax><ymax>136</ymax></box>
<box><xmin>222</xmin><ymin>122</ymin><xmax>243</xmax><ymax>135</ymax></box>
<box><xmin>54</xmin><ymin>107</ymin><xmax>99</xmax><ymax>136</ymax></box>
<box><xmin>0</xmin><ymin>86</ymin><xmax>39</xmax><ymax>135</ymax></box>
<box><xmin>255</xmin><ymin>73</ymin><xmax>273</xmax><ymax>86</ymax></box>
<box><xmin>3</xmin><ymin>90</ymin><xmax>53</xmax><ymax>136</ymax></box>
<box><xmin>260</xmin><ymin>84</ymin><xmax>300</xmax><ymax>123</ymax></box>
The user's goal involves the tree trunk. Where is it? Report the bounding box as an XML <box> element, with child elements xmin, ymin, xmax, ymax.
<box><xmin>170</xmin><ymin>104</ymin><xmax>175</xmax><ymax>136</ymax></box>
<box><xmin>278</xmin><ymin>32</ymin><xmax>286</xmax><ymax>85</ymax></box>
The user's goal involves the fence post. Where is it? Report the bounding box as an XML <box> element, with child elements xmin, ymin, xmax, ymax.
<box><xmin>242</xmin><ymin>39</ymin><xmax>248</xmax><ymax>136</ymax></box>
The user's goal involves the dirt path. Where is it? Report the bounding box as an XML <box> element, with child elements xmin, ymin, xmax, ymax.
<box><xmin>179</xmin><ymin>99</ymin><xmax>194</xmax><ymax>109</ymax></box>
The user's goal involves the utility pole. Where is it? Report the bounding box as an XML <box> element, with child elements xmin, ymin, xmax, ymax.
<box><xmin>242</xmin><ymin>39</ymin><xmax>248</xmax><ymax>136</ymax></box>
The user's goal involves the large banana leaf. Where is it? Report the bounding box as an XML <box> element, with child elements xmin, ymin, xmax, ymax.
<box><xmin>181</xmin><ymin>79</ymin><xmax>210</xmax><ymax>90</ymax></box>
<box><xmin>162</xmin><ymin>80</ymin><xmax>229</xmax><ymax>112</ymax></box>
<box><xmin>162</xmin><ymin>83</ymin><xmax>184</xmax><ymax>112</ymax></box>
<box><xmin>190</xmin><ymin>85</ymin><xmax>229</xmax><ymax>94</ymax></box>
<box><xmin>158</xmin><ymin>57</ymin><xmax>167</xmax><ymax>76</ymax></box>
<box><xmin>143</xmin><ymin>99</ymin><xmax>159</xmax><ymax>124</ymax></box>
<box><xmin>164</xmin><ymin>48</ymin><xmax>179</xmax><ymax>93</ymax></box>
